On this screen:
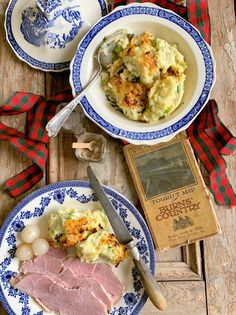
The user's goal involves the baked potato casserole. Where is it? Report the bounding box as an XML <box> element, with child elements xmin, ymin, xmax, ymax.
<box><xmin>101</xmin><ymin>30</ymin><xmax>187</xmax><ymax>122</ymax></box>
<box><xmin>48</xmin><ymin>208</ymin><xmax>127</xmax><ymax>265</ymax></box>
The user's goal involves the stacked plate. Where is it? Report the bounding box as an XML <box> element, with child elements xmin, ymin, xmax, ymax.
<box><xmin>5</xmin><ymin>0</ymin><xmax>108</xmax><ymax>71</ymax></box>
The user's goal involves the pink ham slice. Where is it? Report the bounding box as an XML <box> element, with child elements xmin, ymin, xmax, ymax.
<box><xmin>58</xmin><ymin>269</ymin><xmax>114</xmax><ymax>310</ymax></box>
<box><xmin>46</xmin><ymin>246</ymin><xmax>68</xmax><ymax>259</ymax></box>
<box><xmin>21</xmin><ymin>254</ymin><xmax>63</xmax><ymax>275</ymax></box>
<box><xmin>17</xmin><ymin>247</ymin><xmax>124</xmax><ymax>313</ymax></box>
<box><xmin>63</xmin><ymin>257</ymin><xmax>124</xmax><ymax>302</ymax></box>
<box><xmin>21</xmin><ymin>247</ymin><xmax>67</xmax><ymax>275</ymax></box>
<box><xmin>21</xmin><ymin>257</ymin><xmax>115</xmax><ymax>309</ymax></box>
<box><xmin>15</xmin><ymin>273</ymin><xmax>107</xmax><ymax>315</ymax></box>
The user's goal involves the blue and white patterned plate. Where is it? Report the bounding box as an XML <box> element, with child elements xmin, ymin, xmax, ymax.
<box><xmin>4</xmin><ymin>0</ymin><xmax>108</xmax><ymax>71</ymax></box>
<box><xmin>70</xmin><ymin>2</ymin><xmax>216</xmax><ymax>145</ymax></box>
<box><xmin>0</xmin><ymin>181</ymin><xmax>155</xmax><ymax>315</ymax></box>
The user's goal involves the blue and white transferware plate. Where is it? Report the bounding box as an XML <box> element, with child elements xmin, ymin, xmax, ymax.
<box><xmin>0</xmin><ymin>181</ymin><xmax>155</xmax><ymax>315</ymax></box>
<box><xmin>70</xmin><ymin>2</ymin><xmax>216</xmax><ymax>145</ymax></box>
<box><xmin>4</xmin><ymin>0</ymin><xmax>108</xmax><ymax>71</ymax></box>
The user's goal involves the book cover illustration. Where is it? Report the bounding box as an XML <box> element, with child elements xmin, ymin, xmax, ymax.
<box><xmin>123</xmin><ymin>133</ymin><xmax>221</xmax><ymax>250</ymax></box>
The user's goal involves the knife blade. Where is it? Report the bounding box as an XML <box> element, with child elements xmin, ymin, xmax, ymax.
<box><xmin>87</xmin><ymin>166</ymin><xmax>167</xmax><ymax>311</ymax></box>
<box><xmin>87</xmin><ymin>166</ymin><xmax>133</xmax><ymax>245</ymax></box>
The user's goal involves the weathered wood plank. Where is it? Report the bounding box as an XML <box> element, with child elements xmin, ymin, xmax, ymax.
<box><xmin>0</xmin><ymin>2</ymin><xmax>45</xmax><ymax>226</ymax></box>
<box><xmin>0</xmin><ymin>2</ymin><xmax>45</xmax><ymax>313</ymax></box>
<box><xmin>156</xmin><ymin>261</ymin><xmax>202</xmax><ymax>281</ymax></box>
<box><xmin>2</xmin><ymin>0</ymin><xmax>235</xmax><ymax>313</ymax></box>
<box><xmin>141</xmin><ymin>281</ymin><xmax>206</xmax><ymax>315</ymax></box>
<box><xmin>204</xmin><ymin>0</ymin><xmax>236</xmax><ymax>315</ymax></box>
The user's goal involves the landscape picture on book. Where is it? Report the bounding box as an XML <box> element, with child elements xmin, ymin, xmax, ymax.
<box><xmin>134</xmin><ymin>141</ymin><xmax>196</xmax><ymax>199</ymax></box>
<box><xmin>123</xmin><ymin>133</ymin><xmax>221</xmax><ymax>250</ymax></box>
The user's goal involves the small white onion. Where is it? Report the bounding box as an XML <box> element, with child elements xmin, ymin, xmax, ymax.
<box><xmin>32</xmin><ymin>238</ymin><xmax>50</xmax><ymax>256</ymax></box>
<box><xmin>15</xmin><ymin>244</ymin><xmax>34</xmax><ymax>261</ymax></box>
<box><xmin>21</xmin><ymin>224</ymin><xmax>41</xmax><ymax>243</ymax></box>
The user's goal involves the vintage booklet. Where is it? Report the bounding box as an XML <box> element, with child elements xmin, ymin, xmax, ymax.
<box><xmin>123</xmin><ymin>132</ymin><xmax>221</xmax><ymax>250</ymax></box>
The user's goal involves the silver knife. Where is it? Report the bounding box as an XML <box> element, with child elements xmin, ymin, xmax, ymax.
<box><xmin>87</xmin><ymin>166</ymin><xmax>167</xmax><ymax>311</ymax></box>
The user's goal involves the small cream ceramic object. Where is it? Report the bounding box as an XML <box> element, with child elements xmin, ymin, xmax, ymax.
<box><xmin>74</xmin><ymin>133</ymin><xmax>106</xmax><ymax>162</ymax></box>
<box><xmin>54</xmin><ymin>103</ymin><xmax>106</xmax><ymax>162</ymax></box>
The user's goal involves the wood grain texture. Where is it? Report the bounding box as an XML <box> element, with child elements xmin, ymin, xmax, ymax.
<box><xmin>48</xmin><ymin>120</ymin><xmax>202</xmax><ymax>274</ymax></box>
<box><xmin>204</xmin><ymin>1</ymin><xmax>236</xmax><ymax>314</ymax></box>
<box><xmin>1</xmin><ymin>0</ymin><xmax>235</xmax><ymax>314</ymax></box>
<box><xmin>0</xmin><ymin>3</ymin><xmax>45</xmax><ymax>314</ymax></box>
<box><xmin>141</xmin><ymin>281</ymin><xmax>206</xmax><ymax>315</ymax></box>
<box><xmin>0</xmin><ymin>3</ymin><xmax>45</xmax><ymax>226</ymax></box>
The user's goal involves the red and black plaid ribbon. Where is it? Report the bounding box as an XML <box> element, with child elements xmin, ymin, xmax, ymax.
<box><xmin>188</xmin><ymin>100</ymin><xmax>236</xmax><ymax>207</ymax></box>
<box><xmin>1</xmin><ymin>1</ymin><xmax>235</xmax><ymax>206</ymax></box>
<box><xmin>0</xmin><ymin>89</ymin><xmax>73</xmax><ymax>197</ymax></box>
<box><xmin>112</xmin><ymin>0</ymin><xmax>236</xmax><ymax>207</ymax></box>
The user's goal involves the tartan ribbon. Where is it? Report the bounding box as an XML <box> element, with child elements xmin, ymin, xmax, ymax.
<box><xmin>0</xmin><ymin>89</ymin><xmax>73</xmax><ymax>197</ymax></box>
<box><xmin>1</xmin><ymin>1</ymin><xmax>235</xmax><ymax>207</ymax></box>
<box><xmin>112</xmin><ymin>0</ymin><xmax>236</xmax><ymax>207</ymax></box>
<box><xmin>188</xmin><ymin>100</ymin><xmax>236</xmax><ymax>207</ymax></box>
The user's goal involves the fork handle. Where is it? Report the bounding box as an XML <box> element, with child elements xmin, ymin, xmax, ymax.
<box><xmin>46</xmin><ymin>68</ymin><xmax>101</xmax><ymax>138</ymax></box>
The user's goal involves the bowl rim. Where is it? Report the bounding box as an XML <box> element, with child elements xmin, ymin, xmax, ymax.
<box><xmin>70</xmin><ymin>2</ymin><xmax>216</xmax><ymax>145</ymax></box>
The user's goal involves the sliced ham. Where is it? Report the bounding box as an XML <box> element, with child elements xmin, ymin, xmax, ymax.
<box><xmin>21</xmin><ymin>247</ymin><xmax>67</xmax><ymax>275</ymax></box>
<box><xmin>93</xmin><ymin>263</ymin><xmax>124</xmax><ymax>302</ymax></box>
<box><xmin>21</xmin><ymin>254</ymin><xmax>63</xmax><ymax>275</ymax></box>
<box><xmin>62</xmin><ymin>257</ymin><xmax>96</xmax><ymax>277</ymax></box>
<box><xmin>15</xmin><ymin>273</ymin><xmax>107</xmax><ymax>315</ymax></box>
<box><xmin>59</xmin><ymin>269</ymin><xmax>114</xmax><ymax>310</ymax></box>
<box><xmin>46</xmin><ymin>246</ymin><xmax>68</xmax><ymax>259</ymax></box>
<box><xmin>63</xmin><ymin>257</ymin><xmax>124</xmax><ymax>302</ymax></box>
<box><xmin>15</xmin><ymin>246</ymin><xmax>124</xmax><ymax>314</ymax></box>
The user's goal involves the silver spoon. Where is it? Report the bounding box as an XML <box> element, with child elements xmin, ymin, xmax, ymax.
<box><xmin>46</xmin><ymin>30</ymin><xmax>129</xmax><ymax>138</ymax></box>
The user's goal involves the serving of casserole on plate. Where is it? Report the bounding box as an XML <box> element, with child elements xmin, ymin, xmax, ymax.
<box><xmin>0</xmin><ymin>181</ymin><xmax>155</xmax><ymax>315</ymax></box>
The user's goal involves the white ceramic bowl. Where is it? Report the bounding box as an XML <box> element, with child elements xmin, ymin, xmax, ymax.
<box><xmin>70</xmin><ymin>3</ymin><xmax>216</xmax><ymax>145</ymax></box>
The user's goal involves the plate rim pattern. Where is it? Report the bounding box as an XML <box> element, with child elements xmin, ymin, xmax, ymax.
<box><xmin>0</xmin><ymin>180</ymin><xmax>155</xmax><ymax>315</ymax></box>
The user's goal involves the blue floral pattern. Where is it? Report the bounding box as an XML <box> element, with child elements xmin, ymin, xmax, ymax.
<box><xmin>20</xmin><ymin>2</ymin><xmax>83</xmax><ymax>49</ymax></box>
<box><xmin>5</xmin><ymin>0</ymin><xmax>108</xmax><ymax>71</ymax></box>
<box><xmin>37</xmin><ymin>0</ymin><xmax>62</xmax><ymax>14</ymax></box>
<box><xmin>0</xmin><ymin>181</ymin><xmax>155</xmax><ymax>315</ymax></box>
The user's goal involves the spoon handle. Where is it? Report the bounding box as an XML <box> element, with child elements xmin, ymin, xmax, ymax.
<box><xmin>46</xmin><ymin>69</ymin><xmax>101</xmax><ymax>138</ymax></box>
<box><xmin>72</xmin><ymin>142</ymin><xmax>93</xmax><ymax>149</ymax></box>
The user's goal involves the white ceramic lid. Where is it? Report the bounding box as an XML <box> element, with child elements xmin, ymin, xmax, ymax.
<box><xmin>5</xmin><ymin>0</ymin><xmax>108</xmax><ymax>71</ymax></box>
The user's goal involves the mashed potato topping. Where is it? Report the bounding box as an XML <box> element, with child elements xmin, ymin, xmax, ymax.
<box><xmin>48</xmin><ymin>208</ymin><xmax>127</xmax><ymax>265</ymax></box>
<box><xmin>101</xmin><ymin>30</ymin><xmax>187</xmax><ymax>122</ymax></box>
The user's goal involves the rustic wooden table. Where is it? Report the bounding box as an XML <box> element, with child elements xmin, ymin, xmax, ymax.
<box><xmin>0</xmin><ymin>0</ymin><xmax>235</xmax><ymax>314</ymax></box>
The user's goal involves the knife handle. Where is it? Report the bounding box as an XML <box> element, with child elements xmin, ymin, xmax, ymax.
<box><xmin>133</xmin><ymin>258</ymin><xmax>167</xmax><ymax>311</ymax></box>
